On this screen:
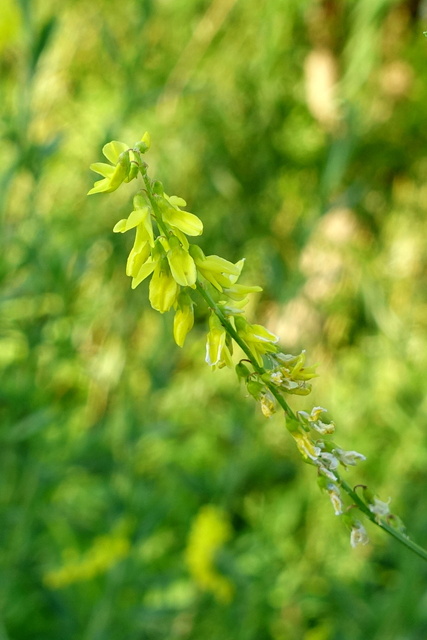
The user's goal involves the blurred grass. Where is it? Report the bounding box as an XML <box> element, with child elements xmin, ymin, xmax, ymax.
<box><xmin>1</xmin><ymin>0</ymin><xmax>427</xmax><ymax>638</ymax></box>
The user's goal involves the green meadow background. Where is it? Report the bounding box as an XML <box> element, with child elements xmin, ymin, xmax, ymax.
<box><xmin>2</xmin><ymin>0</ymin><xmax>427</xmax><ymax>638</ymax></box>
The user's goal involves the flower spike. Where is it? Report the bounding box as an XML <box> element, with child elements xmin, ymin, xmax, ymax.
<box><xmin>87</xmin><ymin>132</ymin><xmax>427</xmax><ymax>563</ymax></box>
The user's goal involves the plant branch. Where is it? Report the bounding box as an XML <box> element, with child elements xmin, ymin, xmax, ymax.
<box><xmin>197</xmin><ymin>280</ymin><xmax>427</xmax><ymax>562</ymax></box>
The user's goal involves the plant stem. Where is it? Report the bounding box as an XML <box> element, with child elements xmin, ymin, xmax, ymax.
<box><xmin>196</xmin><ymin>281</ymin><xmax>427</xmax><ymax>562</ymax></box>
<box><xmin>142</xmin><ymin>161</ymin><xmax>427</xmax><ymax>562</ymax></box>
<box><xmin>339</xmin><ymin>476</ymin><xmax>427</xmax><ymax>562</ymax></box>
<box><xmin>195</xmin><ymin>280</ymin><xmax>297</xmax><ymax>419</ymax></box>
<box><xmin>139</xmin><ymin>164</ymin><xmax>170</xmax><ymax>238</ymax></box>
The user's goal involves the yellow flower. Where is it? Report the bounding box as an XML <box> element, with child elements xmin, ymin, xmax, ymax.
<box><xmin>205</xmin><ymin>314</ymin><xmax>232</xmax><ymax>367</ymax></box>
<box><xmin>260</xmin><ymin>390</ymin><xmax>277</xmax><ymax>417</ymax></box>
<box><xmin>292</xmin><ymin>431</ymin><xmax>321</xmax><ymax>461</ymax></box>
<box><xmin>113</xmin><ymin>195</ymin><xmax>154</xmax><ymax>247</ymax></box>
<box><xmin>126</xmin><ymin>243</ymin><xmax>152</xmax><ymax>280</ymax></box>
<box><xmin>234</xmin><ymin>317</ymin><xmax>278</xmax><ymax>366</ymax></box>
<box><xmin>149</xmin><ymin>258</ymin><xmax>179</xmax><ymax>313</ymax></box>
<box><xmin>222</xmin><ymin>282</ymin><xmax>262</xmax><ymax>301</ymax></box>
<box><xmin>88</xmin><ymin>133</ymin><xmax>151</xmax><ymax>195</ymax></box>
<box><xmin>185</xmin><ymin>505</ymin><xmax>234</xmax><ymax>603</ymax></box>
<box><xmin>189</xmin><ymin>245</ymin><xmax>241</xmax><ymax>291</ymax></box>
<box><xmin>44</xmin><ymin>534</ymin><xmax>130</xmax><ymax>589</ymax></box>
<box><xmin>173</xmin><ymin>292</ymin><xmax>194</xmax><ymax>347</ymax></box>
<box><xmin>130</xmin><ymin>237</ymin><xmax>162</xmax><ymax>289</ymax></box>
<box><xmin>157</xmin><ymin>193</ymin><xmax>203</xmax><ymax>236</ymax></box>
<box><xmin>166</xmin><ymin>236</ymin><xmax>197</xmax><ymax>287</ymax></box>
<box><xmin>88</xmin><ymin>140</ymin><xmax>131</xmax><ymax>195</ymax></box>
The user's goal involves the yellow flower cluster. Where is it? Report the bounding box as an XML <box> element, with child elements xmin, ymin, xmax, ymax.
<box><xmin>87</xmin><ymin>133</ymin><xmax>424</xmax><ymax>556</ymax></box>
<box><xmin>88</xmin><ymin>133</ymin><xmax>262</xmax><ymax>351</ymax></box>
<box><xmin>185</xmin><ymin>505</ymin><xmax>234</xmax><ymax>603</ymax></box>
<box><xmin>44</xmin><ymin>534</ymin><xmax>130</xmax><ymax>589</ymax></box>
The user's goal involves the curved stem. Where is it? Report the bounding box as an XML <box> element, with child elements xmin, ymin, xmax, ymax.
<box><xmin>340</xmin><ymin>477</ymin><xmax>427</xmax><ymax>561</ymax></box>
<box><xmin>196</xmin><ymin>282</ymin><xmax>427</xmax><ymax>562</ymax></box>
<box><xmin>195</xmin><ymin>280</ymin><xmax>297</xmax><ymax>420</ymax></box>
<box><xmin>141</xmin><ymin>161</ymin><xmax>427</xmax><ymax>562</ymax></box>
<box><xmin>139</xmin><ymin>165</ymin><xmax>170</xmax><ymax>238</ymax></box>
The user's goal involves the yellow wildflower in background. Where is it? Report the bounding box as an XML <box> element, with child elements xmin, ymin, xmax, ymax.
<box><xmin>185</xmin><ymin>505</ymin><xmax>234</xmax><ymax>603</ymax></box>
<box><xmin>44</xmin><ymin>534</ymin><xmax>130</xmax><ymax>589</ymax></box>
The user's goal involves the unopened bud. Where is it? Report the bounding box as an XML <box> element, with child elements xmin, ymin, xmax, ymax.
<box><xmin>134</xmin><ymin>132</ymin><xmax>151</xmax><ymax>154</ymax></box>
<box><xmin>246</xmin><ymin>379</ymin><xmax>264</xmax><ymax>400</ymax></box>
<box><xmin>235</xmin><ymin>362</ymin><xmax>251</xmax><ymax>380</ymax></box>
<box><xmin>152</xmin><ymin>180</ymin><xmax>164</xmax><ymax>195</ymax></box>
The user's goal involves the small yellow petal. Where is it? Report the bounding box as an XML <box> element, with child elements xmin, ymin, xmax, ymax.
<box><xmin>87</xmin><ymin>178</ymin><xmax>111</xmax><ymax>195</ymax></box>
<box><xmin>162</xmin><ymin>208</ymin><xmax>203</xmax><ymax>236</ymax></box>
<box><xmin>90</xmin><ymin>162</ymin><xmax>115</xmax><ymax>178</ymax></box>
<box><xmin>113</xmin><ymin>219</ymin><xmax>127</xmax><ymax>233</ymax></box>
<box><xmin>102</xmin><ymin>140</ymin><xmax>128</xmax><ymax>164</ymax></box>
<box><xmin>131</xmin><ymin>257</ymin><xmax>155</xmax><ymax>289</ymax></box>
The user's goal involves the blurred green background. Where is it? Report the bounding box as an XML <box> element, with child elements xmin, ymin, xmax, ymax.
<box><xmin>2</xmin><ymin>0</ymin><xmax>427</xmax><ymax>638</ymax></box>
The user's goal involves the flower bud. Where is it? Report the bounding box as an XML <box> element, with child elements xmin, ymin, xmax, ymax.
<box><xmin>133</xmin><ymin>193</ymin><xmax>148</xmax><ymax>209</ymax></box>
<box><xmin>167</xmin><ymin>236</ymin><xmax>197</xmax><ymax>287</ymax></box>
<box><xmin>326</xmin><ymin>483</ymin><xmax>343</xmax><ymax>516</ymax></box>
<box><xmin>152</xmin><ymin>180</ymin><xmax>164</xmax><ymax>195</ymax></box>
<box><xmin>235</xmin><ymin>362</ymin><xmax>251</xmax><ymax>380</ymax></box>
<box><xmin>149</xmin><ymin>259</ymin><xmax>179</xmax><ymax>313</ymax></box>
<box><xmin>104</xmin><ymin>151</ymin><xmax>129</xmax><ymax>192</ymax></box>
<box><xmin>260</xmin><ymin>390</ymin><xmax>277</xmax><ymax>418</ymax></box>
<box><xmin>350</xmin><ymin>521</ymin><xmax>369</xmax><ymax>548</ymax></box>
<box><xmin>205</xmin><ymin>314</ymin><xmax>227</xmax><ymax>366</ymax></box>
<box><xmin>173</xmin><ymin>292</ymin><xmax>195</xmax><ymax>347</ymax></box>
<box><xmin>134</xmin><ymin>131</ymin><xmax>151</xmax><ymax>154</ymax></box>
<box><xmin>246</xmin><ymin>379</ymin><xmax>264</xmax><ymax>400</ymax></box>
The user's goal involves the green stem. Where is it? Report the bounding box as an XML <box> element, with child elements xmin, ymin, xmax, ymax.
<box><xmin>139</xmin><ymin>165</ymin><xmax>169</xmax><ymax>238</ymax></box>
<box><xmin>339</xmin><ymin>476</ymin><xmax>427</xmax><ymax>562</ymax></box>
<box><xmin>141</xmin><ymin>162</ymin><xmax>427</xmax><ymax>562</ymax></box>
<box><xmin>196</xmin><ymin>282</ymin><xmax>427</xmax><ymax>562</ymax></box>
<box><xmin>195</xmin><ymin>280</ymin><xmax>297</xmax><ymax>420</ymax></box>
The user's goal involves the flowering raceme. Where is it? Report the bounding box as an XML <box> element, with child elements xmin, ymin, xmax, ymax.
<box><xmin>88</xmin><ymin>133</ymin><xmax>427</xmax><ymax>559</ymax></box>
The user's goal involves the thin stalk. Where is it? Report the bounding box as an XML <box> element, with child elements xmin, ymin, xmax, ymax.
<box><xmin>339</xmin><ymin>476</ymin><xmax>427</xmax><ymax>562</ymax></box>
<box><xmin>142</xmin><ymin>161</ymin><xmax>427</xmax><ymax>562</ymax></box>
<box><xmin>197</xmin><ymin>281</ymin><xmax>427</xmax><ymax>562</ymax></box>
<box><xmin>196</xmin><ymin>280</ymin><xmax>296</xmax><ymax>420</ymax></box>
<box><xmin>139</xmin><ymin>166</ymin><xmax>170</xmax><ymax>238</ymax></box>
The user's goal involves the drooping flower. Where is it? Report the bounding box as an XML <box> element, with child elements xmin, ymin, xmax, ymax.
<box><xmin>234</xmin><ymin>316</ymin><xmax>278</xmax><ymax>366</ymax></box>
<box><xmin>350</xmin><ymin>521</ymin><xmax>369</xmax><ymax>548</ymax></box>
<box><xmin>326</xmin><ymin>483</ymin><xmax>344</xmax><ymax>515</ymax></box>
<box><xmin>318</xmin><ymin>451</ymin><xmax>340</xmax><ymax>470</ymax></box>
<box><xmin>333</xmin><ymin>448</ymin><xmax>366</xmax><ymax>468</ymax></box>
<box><xmin>113</xmin><ymin>195</ymin><xmax>154</xmax><ymax>246</ymax></box>
<box><xmin>166</xmin><ymin>236</ymin><xmax>197</xmax><ymax>287</ymax></box>
<box><xmin>205</xmin><ymin>314</ymin><xmax>232</xmax><ymax>367</ymax></box>
<box><xmin>297</xmin><ymin>406</ymin><xmax>335</xmax><ymax>435</ymax></box>
<box><xmin>149</xmin><ymin>258</ymin><xmax>180</xmax><ymax>313</ymax></box>
<box><xmin>260</xmin><ymin>390</ymin><xmax>277</xmax><ymax>417</ymax></box>
<box><xmin>129</xmin><ymin>238</ymin><xmax>162</xmax><ymax>289</ymax></box>
<box><xmin>316</xmin><ymin>461</ymin><xmax>338</xmax><ymax>482</ymax></box>
<box><xmin>157</xmin><ymin>193</ymin><xmax>203</xmax><ymax>236</ymax></box>
<box><xmin>291</xmin><ymin>431</ymin><xmax>321</xmax><ymax>461</ymax></box>
<box><xmin>126</xmin><ymin>242</ymin><xmax>155</xmax><ymax>280</ymax></box>
<box><xmin>173</xmin><ymin>291</ymin><xmax>195</xmax><ymax>347</ymax></box>
<box><xmin>190</xmin><ymin>245</ymin><xmax>242</xmax><ymax>291</ymax></box>
<box><xmin>218</xmin><ymin>297</ymin><xmax>250</xmax><ymax>315</ymax></box>
<box><xmin>222</xmin><ymin>282</ymin><xmax>263</xmax><ymax>301</ymax></box>
<box><xmin>368</xmin><ymin>496</ymin><xmax>391</xmax><ymax>519</ymax></box>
